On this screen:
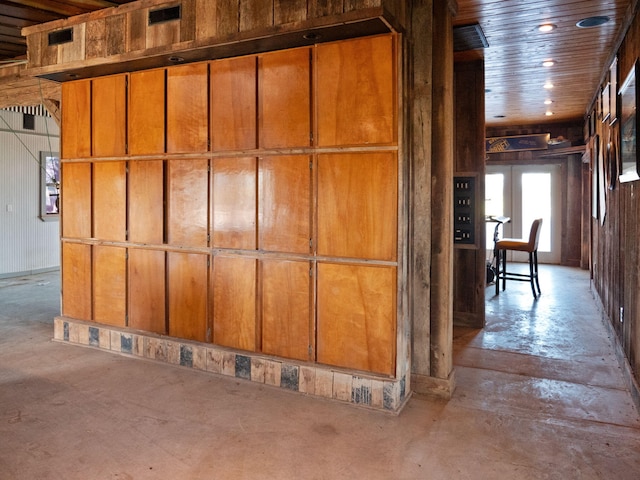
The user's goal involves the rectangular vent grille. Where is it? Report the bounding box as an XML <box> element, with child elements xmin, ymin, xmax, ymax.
<box><xmin>149</xmin><ymin>5</ymin><xmax>181</xmax><ymax>25</ymax></box>
<box><xmin>48</xmin><ymin>28</ymin><xmax>73</xmax><ymax>46</ymax></box>
<box><xmin>453</xmin><ymin>23</ymin><xmax>489</xmax><ymax>52</ymax></box>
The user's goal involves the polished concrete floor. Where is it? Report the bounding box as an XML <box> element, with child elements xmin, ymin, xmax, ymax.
<box><xmin>1</xmin><ymin>266</ymin><xmax>639</xmax><ymax>479</ymax></box>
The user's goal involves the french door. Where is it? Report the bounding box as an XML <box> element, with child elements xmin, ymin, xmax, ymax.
<box><xmin>486</xmin><ymin>164</ymin><xmax>561</xmax><ymax>264</ymax></box>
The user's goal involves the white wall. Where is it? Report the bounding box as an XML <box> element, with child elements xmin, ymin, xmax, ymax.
<box><xmin>0</xmin><ymin>109</ymin><xmax>60</xmax><ymax>277</ymax></box>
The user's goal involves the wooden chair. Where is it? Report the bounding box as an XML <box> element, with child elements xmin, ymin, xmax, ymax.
<box><xmin>495</xmin><ymin>218</ymin><xmax>543</xmax><ymax>298</ymax></box>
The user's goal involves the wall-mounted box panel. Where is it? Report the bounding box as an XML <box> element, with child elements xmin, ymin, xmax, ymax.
<box><xmin>454</xmin><ymin>176</ymin><xmax>476</xmax><ymax>245</ymax></box>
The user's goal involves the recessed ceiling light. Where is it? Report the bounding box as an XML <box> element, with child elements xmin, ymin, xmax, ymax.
<box><xmin>544</xmin><ymin>83</ymin><xmax>554</xmax><ymax>89</ymax></box>
<box><xmin>544</xmin><ymin>99</ymin><xmax>553</xmax><ymax>105</ymax></box>
<box><xmin>542</xmin><ymin>60</ymin><xmax>555</xmax><ymax>67</ymax></box>
<box><xmin>538</xmin><ymin>24</ymin><xmax>557</xmax><ymax>32</ymax></box>
<box><xmin>545</xmin><ymin>111</ymin><xmax>554</xmax><ymax>116</ymax></box>
<box><xmin>576</xmin><ymin>16</ymin><xmax>610</xmax><ymax>28</ymax></box>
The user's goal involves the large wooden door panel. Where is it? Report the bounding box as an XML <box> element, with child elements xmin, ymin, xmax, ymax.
<box><xmin>167</xmin><ymin>63</ymin><xmax>208</xmax><ymax>153</ymax></box>
<box><xmin>93</xmin><ymin>245</ymin><xmax>127</xmax><ymax>327</ymax></box>
<box><xmin>61</xmin><ymin>80</ymin><xmax>91</xmax><ymax>158</ymax></box>
<box><xmin>129</xmin><ymin>69</ymin><xmax>166</xmax><ymax>155</ymax></box>
<box><xmin>317</xmin><ymin>263</ymin><xmax>396</xmax><ymax>375</ymax></box>
<box><xmin>259</xmin><ymin>48</ymin><xmax>311</xmax><ymax>148</ymax></box>
<box><xmin>129</xmin><ymin>249</ymin><xmax>166</xmax><ymax>334</ymax></box>
<box><xmin>62</xmin><ymin>242</ymin><xmax>92</xmax><ymax>320</ymax></box>
<box><xmin>61</xmin><ymin>162</ymin><xmax>92</xmax><ymax>239</ymax></box>
<box><xmin>168</xmin><ymin>252</ymin><xmax>208</xmax><ymax>342</ymax></box>
<box><xmin>259</xmin><ymin>155</ymin><xmax>311</xmax><ymax>254</ymax></box>
<box><xmin>92</xmin><ymin>75</ymin><xmax>126</xmax><ymax>157</ymax></box>
<box><xmin>212</xmin><ymin>256</ymin><xmax>256</xmax><ymax>351</ymax></box>
<box><xmin>167</xmin><ymin>159</ymin><xmax>209</xmax><ymax>247</ymax></box>
<box><xmin>317</xmin><ymin>152</ymin><xmax>397</xmax><ymax>260</ymax></box>
<box><xmin>211</xmin><ymin>56</ymin><xmax>257</xmax><ymax>151</ymax></box>
<box><xmin>212</xmin><ymin>157</ymin><xmax>257</xmax><ymax>250</ymax></box>
<box><xmin>129</xmin><ymin>160</ymin><xmax>164</xmax><ymax>244</ymax></box>
<box><xmin>93</xmin><ymin>161</ymin><xmax>126</xmax><ymax>242</ymax></box>
<box><xmin>262</xmin><ymin>259</ymin><xmax>311</xmax><ymax>361</ymax></box>
<box><xmin>316</xmin><ymin>35</ymin><xmax>396</xmax><ymax>147</ymax></box>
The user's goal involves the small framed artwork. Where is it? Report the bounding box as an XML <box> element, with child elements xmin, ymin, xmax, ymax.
<box><xmin>610</xmin><ymin>57</ymin><xmax>618</xmax><ymax>125</ymax></box>
<box><xmin>619</xmin><ymin>59</ymin><xmax>640</xmax><ymax>182</ymax></box>
<box><xmin>602</xmin><ymin>83</ymin><xmax>611</xmax><ymax>122</ymax></box>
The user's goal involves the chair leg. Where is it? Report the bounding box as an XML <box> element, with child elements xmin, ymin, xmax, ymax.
<box><xmin>533</xmin><ymin>250</ymin><xmax>541</xmax><ymax>295</ymax></box>
<box><xmin>528</xmin><ymin>252</ymin><xmax>537</xmax><ymax>298</ymax></box>
<box><xmin>495</xmin><ymin>249</ymin><xmax>500</xmax><ymax>296</ymax></box>
<box><xmin>501</xmin><ymin>249</ymin><xmax>507</xmax><ymax>292</ymax></box>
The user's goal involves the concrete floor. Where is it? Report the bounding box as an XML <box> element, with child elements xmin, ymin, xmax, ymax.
<box><xmin>1</xmin><ymin>266</ymin><xmax>639</xmax><ymax>479</ymax></box>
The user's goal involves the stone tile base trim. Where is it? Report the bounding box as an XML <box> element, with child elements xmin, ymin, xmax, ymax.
<box><xmin>53</xmin><ymin>317</ymin><xmax>409</xmax><ymax>413</ymax></box>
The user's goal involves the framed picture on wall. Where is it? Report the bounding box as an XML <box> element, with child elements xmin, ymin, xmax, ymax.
<box><xmin>610</xmin><ymin>57</ymin><xmax>618</xmax><ymax>125</ymax></box>
<box><xmin>602</xmin><ymin>83</ymin><xmax>611</xmax><ymax>122</ymax></box>
<box><xmin>619</xmin><ymin>59</ymin><xmax>640</xmax><ymax>182</ymax></box>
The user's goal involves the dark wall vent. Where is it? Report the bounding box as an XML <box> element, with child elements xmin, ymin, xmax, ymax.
<box><xmin>48</xmin><ymin>28</ymin><xmax>73</xmax><ymax>46</ymax></box>
<box><xmin>149</xmin><ymin>5</ymin><xmax>181</xmax><ymax>25</ymax></box>
<box><xmin>453</xmin><ymin>23</ymin><xmax>489</xmax><ymax>52</ymax></box>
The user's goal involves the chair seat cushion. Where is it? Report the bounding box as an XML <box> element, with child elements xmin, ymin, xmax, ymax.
<box><xmin>496</xmin><ymin>238</ymin><xmax>533</xmax><ymax>252</ymax></box>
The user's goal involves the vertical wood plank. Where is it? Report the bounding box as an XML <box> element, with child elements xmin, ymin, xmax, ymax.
<box><xmin>147</xmin><ymin>20</ymin><xmax>180</xmax><ymax>49</ymax></box>
<box><xmin>194</xmin><ymin>0</ymin><xmax>218</xmax><ymax>39</ymax></box>
<box><xmin>317</xmin><ymin>152</ymin><xmax>397</xmax><ymax>260</ymax></box>
<box><xmin>180</xmin><ymin>0</ymin><xmax>196</xmax><ymax>42</ymax></box>
<box><xmin>317</xmin><ymin>263</ymin><xmax>396</xmax><ymax>375</ymax></box>
<box><xmin>212</xmin><ymin>157</ymin><xmax>257</xmax><ymax>250</ymax></box>
<box><xmin>129</xmin><ymin>249</ymin><xmax>166</xmax><ymax>334</ymax></box>
<box><xmin>239</xmin><ymin>0</ymin><xmax>273</xmax><ymax>31</ymax></box>
<box><xmin>58</xmin><ymin>24</ymin><xmax>85</xmax><ymax>64</ymax></box>
<box><xmin>167</xmin><ymin>63</ymin><xmax>209</xmax><ymax>153</ymax></box>
<box><xmin>62</xmin><ymin>242</ymin><xmax>92</xmax><ymax>320</ymax></box>
<box><xmin>61</xmin><ymin>80</ymin><xmax>91</xmax><ymax>158</ymax></box>
<box><xmin>61</xmin><ymin>162</ymin><xmax>91</xmax><ymax>238</ymax></box>
<box><xmin>259</xmin><ymin>47</ymin><xmax>311</xmax><ymax>148</ymax></box>
<box><xmin>168</xmin><ymin>252</ymin><xmax>208</xmax><ymax>341</ymax></box>
<box><xmin>167</xmin><ymin>159</ymin><xmax>209</xmax><ymax>247</ymax></box>
<box><xmin>129</xmin><ymin>160</ymin><xmax>164</xmax><ymax>244</ymax></box>
<box><xmin>309</xmin><ymin>0</ymin><xmax>344</xmax><ymax>17</ymax></box>
<box><xmin>212</xmin><ymin>256</ymin><xmax>257</xmax><ymax>351</ymax></box>
<box><xmin>105</xmin><ymin>14</ymin><xmax>126</xmax><ymax>56</ymax></box>
<box><xmin>210</xmin><ymin>56</ymin><xmax>257</xmax><ymax>151</ymax></box>
<box><xmin>262</xmin><ymin>259</ymin><xmax>311</xmax><ymax>361</ymax></box>
<box><xmin>129</xmin><ymin>68</ymin><xmax>165</xmax><ymax>155</ymax></box>
<box><xmin>274</xmin><ymin>0</ymin><xmax>308</xmax><ymax>24</ymax></box>
<box><xmin>215</xmin><ymin>0</ymin><xmax>239</xmax><ymax>36</ymax></box>
<box><xmin>93</xmin><ymin>161</ymin><xmax>127</xmax><ymax>242</ymax></box>
<box><xmin>85</xmin><ymin>19</ymin><xmax>106</xmax><ymax>59</ymax></box>
<box><xmin>92</xmin><ymin>74</ymin><xmax>126</xmax><ymax>157</ymax></box>
<box><xmin>127</xmin><ymin>8</ymin><xmax>147</xmax><ymax>52</ymax></box>
<box><xmin>93</xmin><ymin>245</ymin><xmax>127</xmax><ymax>327</ymax></box>
<box><xmin>258</xmin><ymin>155</ymin><xmax>311</xmax><ymax>254</ymax></box>
<box><xmin>316</xmin><ymin>34</ymin><xmax>396</xmax><ymax>146</ymax></box>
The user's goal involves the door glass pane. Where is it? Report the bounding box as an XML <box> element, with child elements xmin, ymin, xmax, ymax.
<box><xmin>522</xmin><ymin>173</ymin><xmax>551</xmax><ymax>252</ymax></box>
<box><xmin>485</xmin><ymin>173</ymin><xmax>504</xmax><ymax>248</ymax></box>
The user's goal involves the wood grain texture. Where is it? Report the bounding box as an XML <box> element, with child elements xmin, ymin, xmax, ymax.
<box><xmin>212</xmin><ymin>157</ymin><xmax>257</xmax><ymax>250</ymax></box>
<box><xmin>316</xmin><ymin>34</ymin><xmax>396</xmax><ymax>146</ymax></box>
<box><xmin>129</xmin><ymin>248</ymin><xmax>166</xmax><ymax>334</ymax></box>
<box><xmin>317</xmin><ymin>262</ymin><xmax>396</xmax><ymax>375</ymax></box>
<box><xmin>93</xmin><ymin>245</ymin><xmax>127</xmax><ymax>327</ymax></box>
<box><xmin>167</xmin><ymin>159</ymin><xmax>209</xmax><ymax>247</ymax></box>
<box><xmin>258</xmin><ymin>155</ymin><xmax>311</xmax><ymax>254</ymax></box>
<box><xmin>61</xmin><ymin>80</ymin><xmax>91</xmax><ymax>158</ymax></box>
<box><xmin>128</xmin><ymin>160</ymin><xmax>164</xmax><ymax>244</ymax></box>
<box><xmin>167</xmin><ymin>63</ymin><xmax>208</xmax><ymax>153</ymax></box>
<box><xmin>317</xmin><ymin>152</ymin><xmax>397</xmax><ymax>260</ymax></box>
<box><xmin>93</xmin><ymin>161</ymin><xmax>126</xmax><ymax>242</ymax></box>
<box><xmin>210</xmin><ymin>56</ymin><xmax>257</xmax><ymax>151</ymax></box>
<box><xmin>213</xmin><ymin>255</ymin><xmax>257</xmax><ymax>351</ymax></box>
<box><xmin>274</xmin><ymin>0</ymin><xmax>307</xmax><ymax>24</ymax></box>
<box><xmin>259</xmin><ymin>47</ymin><xmax>311</xmax><ymax>149</ymax></box>
<box><xmin>168</xmin><ymin>252</ymin><xmax>208</xmax><ymax>342</ymax></box>
<box><xmin>129</xmin><ymin>68</ymin><xmax>165</xmax><ymax>155</ymax></box>
<box><xmin>61</xmin><ymin>242</ymin><xmax>92</xmax><ymax>320</ymax></box>
<box><xmin>239</xmin><ymin>0</ymin><xmax>273</xmax><ymax>31</ymax></box>
<box><xmin>61</xmin><ymin>162</ymin><xmax>91</xmax><ymax>239</ymax></box>
<box><xmin>92</xmin><ymin>74</ymin><xmax>126</xmax><ymax>156</ymax></box>
<box><xmin>261</xmin><ymin>259</ymin><xmax>311</xmax><ymax>361</ymax></box>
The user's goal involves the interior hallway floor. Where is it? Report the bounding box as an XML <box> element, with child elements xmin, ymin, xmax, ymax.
<box><xmin>1</xmin><ymin>265</ymin><xmax>639</xmax><ymax>479</ymax></box>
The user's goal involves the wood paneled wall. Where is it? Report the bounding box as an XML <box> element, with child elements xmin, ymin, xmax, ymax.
<box><xmin>60</xmin><ymin>34</ymin><xmax>400</xmax><ymax>376</ymax></box>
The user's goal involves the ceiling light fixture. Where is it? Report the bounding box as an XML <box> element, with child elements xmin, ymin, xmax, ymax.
<box><xmin>542</xmin><ymin>60</ymin><xmax>555</xmax><ymax>67</ymax></box>
<box><xmin>544</xmin><ymin>99</ymin><xmax>553</xmax><ymax>105</ymax></box>
<box><xmin>538</xmin><ymin>24</ymin><xmax>557</xmax><ymax>32</ymax></box>
<box><xmin>544</xmin><ymin>82</ymin><xmax>554</xmax><ymax>89</ymax></box>
<box><xmin>576</xmin><ymin>16</ymin><xmax>610</xmax><ymax>28</ymax></box>
<box><xmin>545</xmin><ymin>111</ymin><xmax>554</xmax><ymax>116</ymax></box>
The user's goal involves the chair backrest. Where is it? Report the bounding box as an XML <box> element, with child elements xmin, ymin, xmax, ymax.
<box><xmin>527</xmin><ymin>218</ymin><xmax>543</xmax><ymax>250</ymax></box>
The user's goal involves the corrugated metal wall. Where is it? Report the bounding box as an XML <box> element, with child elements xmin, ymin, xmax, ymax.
<box><xmin>0</xmin><ymin>109</ymin><xmax>60</xmax><ymax>277</ymax></box>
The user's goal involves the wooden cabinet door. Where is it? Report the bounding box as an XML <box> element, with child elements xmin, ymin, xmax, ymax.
<box><xmin>262</xmin><ymin>259</ymin><xmax>311</xmax><ymax>361</ymax></box>
<box><xmin>62</xmin><ymin>80</ymin><xmax>91</xmax><ymax>158</ymax></box>
<box><xmin>61</xmin><ymin>162</ymin><xmax>91</xmax><ymax>239</ymax></box>
<box><xmin>316</xmin><ymin>35</ymin><xmax>396</xmax><ymax>147</ymax></box>
<box><xmin>317</xmin><ymin>152</ymin><xmax>397</xmax><ymax>261</ymax></box>
<box><xmin>211</xmin><ymin>56</ymin><xmax>257</xmax><ymax>151</ymax></box>
<box><xmin>317</xmin><ymin>263</ymin><xmax>396</xmax><ymax>375</ymax></box>
<box><xmin>212</xmin><ymin>157</ymin><xmax>256</xmax><ymax>250</ymax></box>
<box><xmin>212</xmin><ymin>256</ymin><xmax>256</xmax><ymax>351</ymax></box>
<box><xmin>93</xmin><ymin>245</ymin><xmax>127</xmax><ymax>327</ymax></box>
<box><xmin>167</xmin><ymin>159</ymin><xmax>209</xmax><ymax>247</ymax></box>
<box><xmin>92</xmin><ymin>75</ymin><xmax>126</xmax><ymax>157</ymax></box>
<box><xmin>93</xmin><ymin>161</ymin><xmax>126</xmax><ymax>242</ymax></box>
<box><xmin>129</xmin><ymin>69</ymin><xmax>165</xmax><ymax>155</ymax></box>
<box><xmin>168</xmin><ymin>252</ymin><xmax>208</xmax><ymax>341</ymax></box>
<box><xmin>258</xmin><ymin>155</ymin><xmax>310</xmax><ymax>253</ymax></box>
<box><xmin>129</xmin><ymin>160</ymin><xmax>164</xmax><ymax>244</ymax></box>
<box><xmin>129</xmin><ymin>249</ymin><xmax>166</xmax><ymax>334</ymax></box>
<box><xmin>62</xmin><ymin>242</ymin><xmax>92</xmax><ymax>320</ymax></box>
<box><xmin>167</xmin><ymin>63</ymin><xmax>208</xmax><ymax>153</ymax></box>
<box><xmin>259</xmin><ymin>47</ymin><xmax>311</xmax><ymax>148</ymax></box>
